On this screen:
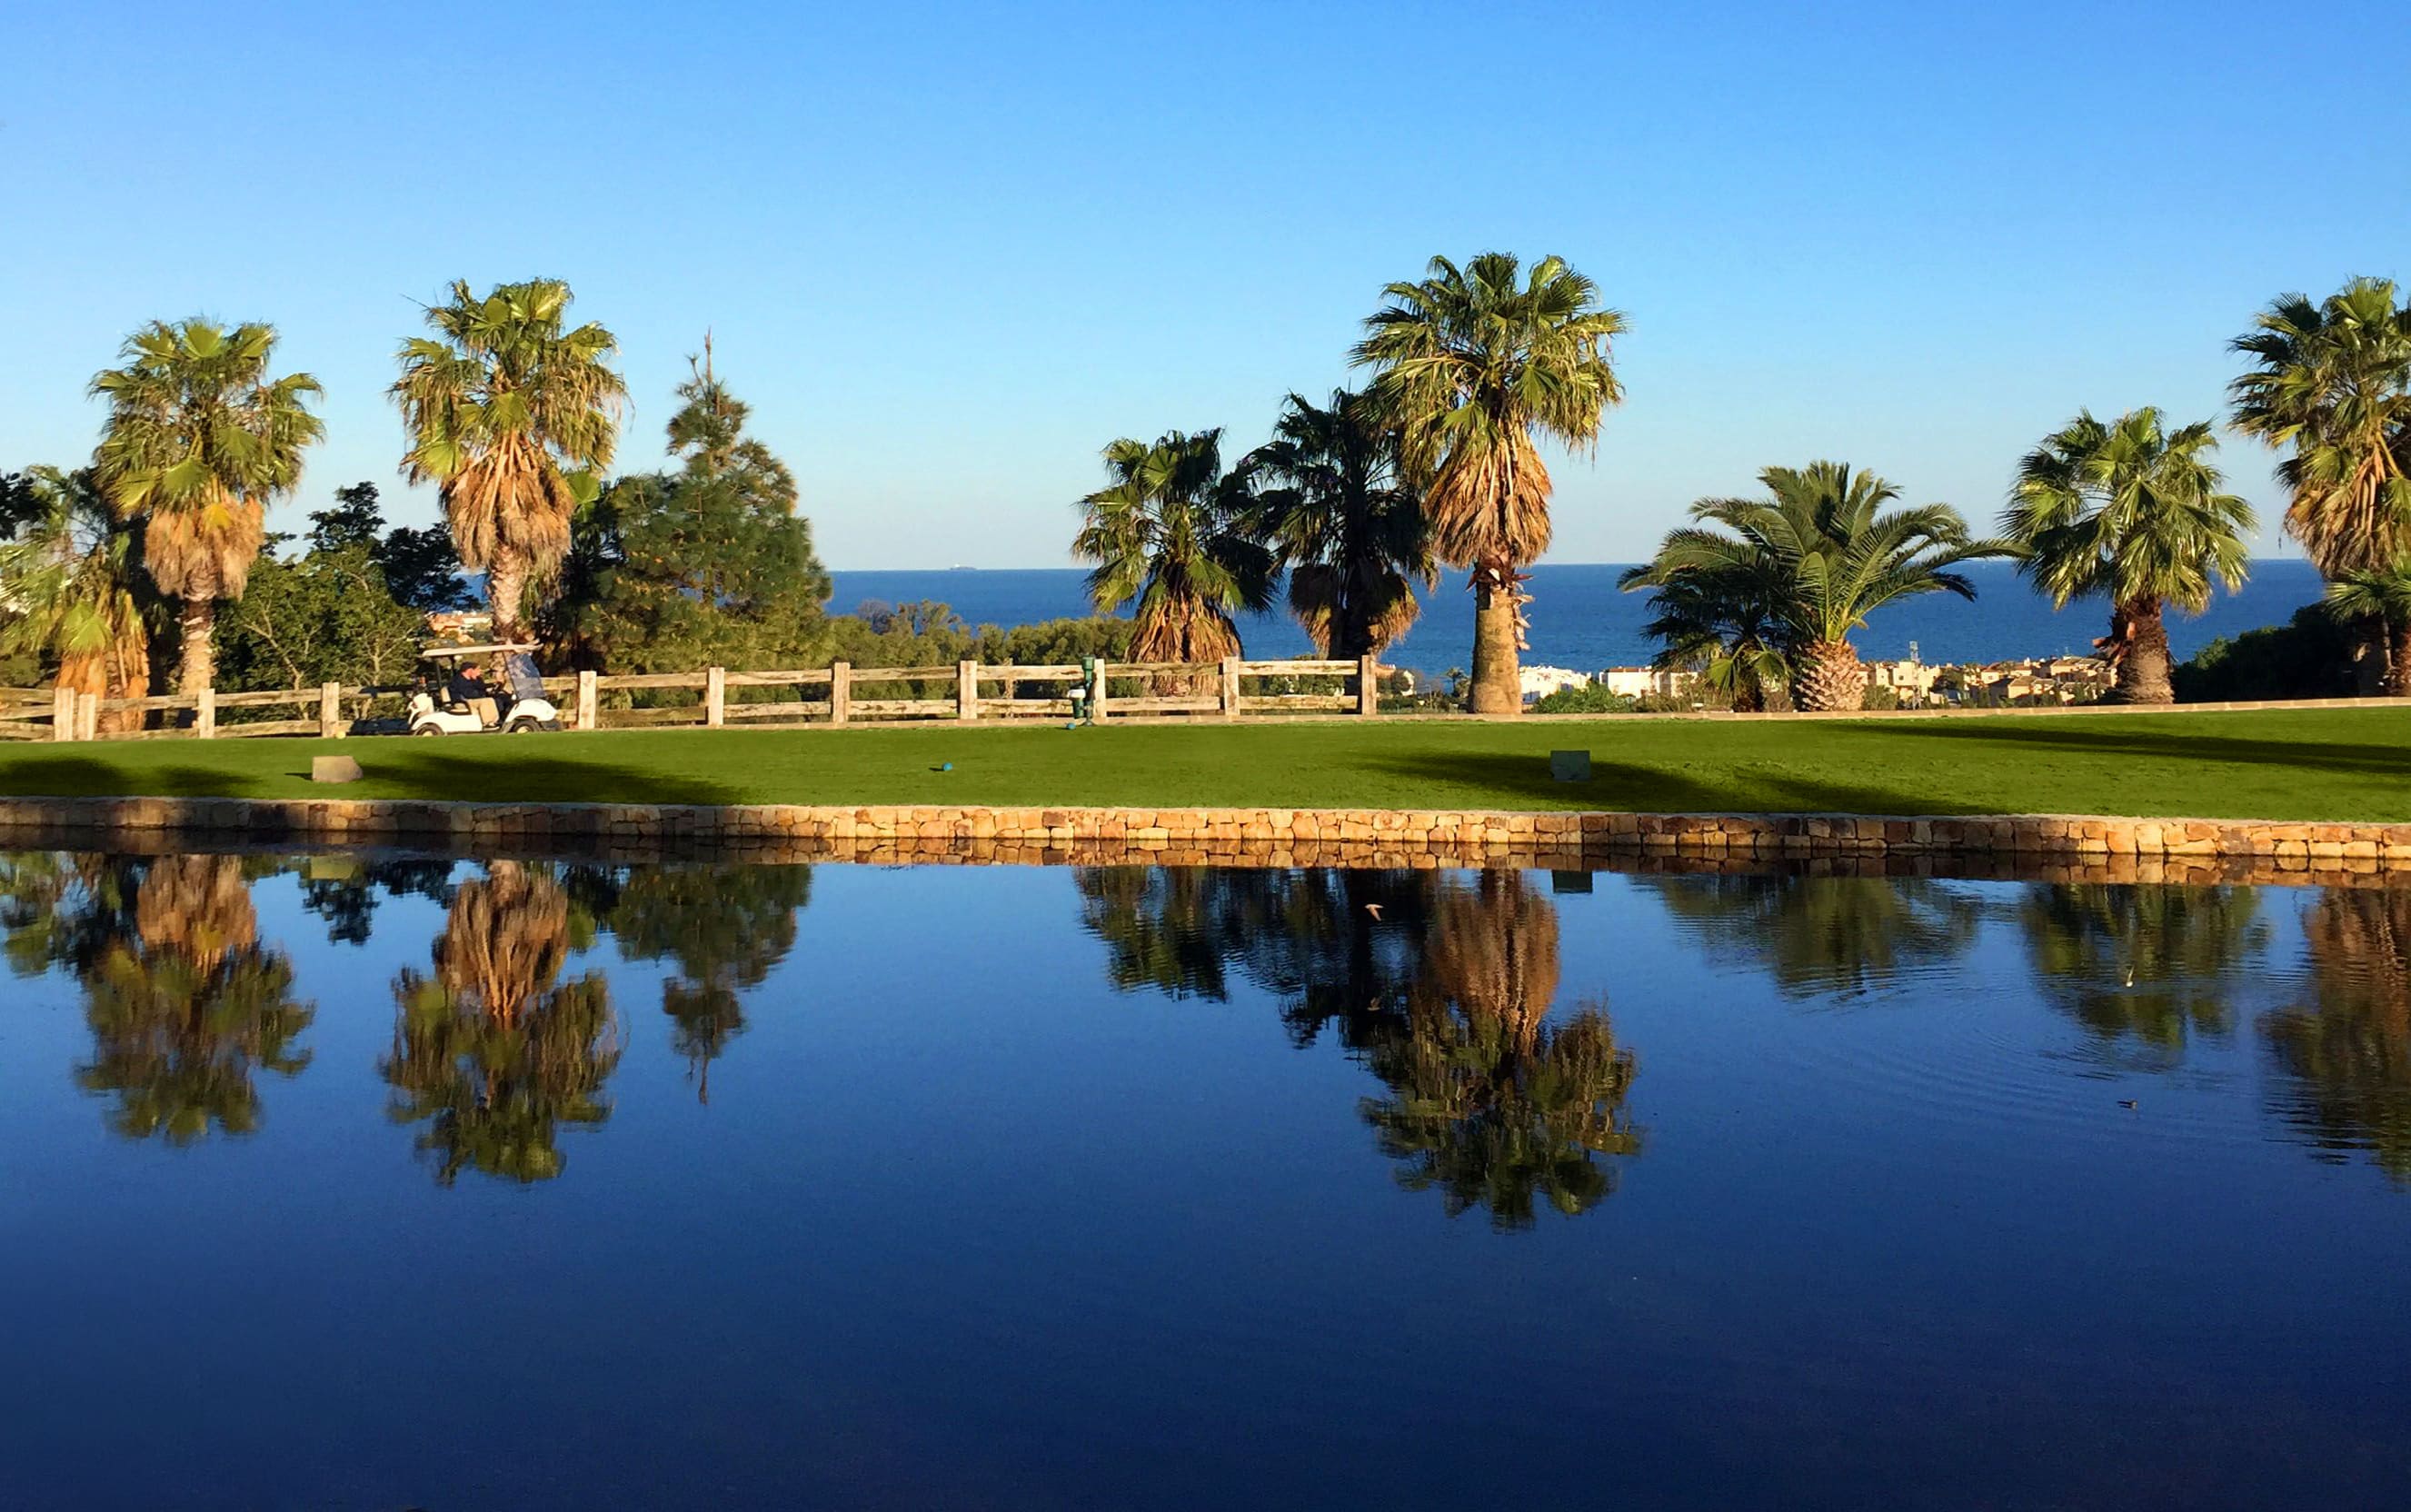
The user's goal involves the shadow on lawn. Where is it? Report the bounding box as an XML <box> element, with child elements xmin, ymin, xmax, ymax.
<box><xmin>0</xmin><ymin>750</ymin><xmax>742</xmax><ymax>807</ymax></box>
<box><xmin>1841</xmin><ymin>719</ymin><xmax>2411</xmax><ymax>779</ymax></box>
<box><xmin>1353</xmin><ymin>751</ymin><xmax>1992</xmax><ymax>816</ymax></box>
<box><xmin>0</xmin><ymin>755</ymin><xmax>256</xmax><ymax>799</ymax></box>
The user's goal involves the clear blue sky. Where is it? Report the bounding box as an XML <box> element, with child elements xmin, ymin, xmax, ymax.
<box><xmin>3</xmin><ymin>0</ymin><xmax>2403</xmax><ymax>567</ymax></box>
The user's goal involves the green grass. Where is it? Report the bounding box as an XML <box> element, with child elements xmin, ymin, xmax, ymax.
<box><xmin>3</xmin><ymin>708</ymin><xmax>2407</xmax><ymax>821</ymax></box>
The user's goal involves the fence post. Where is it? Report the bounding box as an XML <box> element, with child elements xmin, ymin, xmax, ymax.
<box><xmin>705</xmin><ymin>666</ymin><xmax>726</xmax><ymax>728</ymax></box>
<box><xmin>829</xmin><ymin>662</ymin><xmax>851</xmax><ymax>725</ymax></box>
<box><xmin>1357</xmin><ymin>654</ymin><xmax>1379</xmax><ymax>716</ymax></box>
<box><xmin>52</xmin><ymin>686</ymin><xmax>76</xmax><ymax>741</ymax></box>
<box><xmin>195</xmin><ymin>686</ymin><xmax>215</xmax><ymax>740</ymax></box>
<box><xmin>958</xmin><ymin>660</ymin><xmax>979</xmax><ymax>721</ymax></box>
<box><xmin>320</xmin><ymin>682</ymin><xmax>343</xmax><ymax>738</ymax></box>
<box><xmin>575</xmin><ymin>670</ymin><xmax>597</xmax><ymax>731</ymax></box>
<box><xmin>1091</xmin><ymin>663</ymin><xmax>1111</xmax><ymax>722</ymax></box>
<box><xmin>1220</xmin><ymin>657</ymin><xmax>1240</xmax><ymax>720</ymax></box>
<box><xmin>77</xmin><ymin>691</ymin><xmax>100</xmax><ymax>742</ymax></box>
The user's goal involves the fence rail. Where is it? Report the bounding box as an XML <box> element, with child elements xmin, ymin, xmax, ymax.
<box><xmin>24</xmin><ymin>654</ymin><xmax>1384</xmax><ymax>742</ymax></box>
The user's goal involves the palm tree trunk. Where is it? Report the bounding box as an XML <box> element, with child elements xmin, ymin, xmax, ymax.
<box><xmin>487</xmin><ymin>552</ymin><xmax>529</xmax><ymax>643</ymax></box>
<box><xmin>2389</xmin><ymin>618</ymin><xmax>2411</xmax><ymax>699</ymax></box>
<box><xmin>1792</xmin><ymin>640</ymin><xmax>1864</xmax><ymax>712</ymax></box>
<box><xmin>1470</xmin><ymin>564</ymin><xmax>1520</xmax><ymax>715</ymax></box>
<box><xmin>2113</xmin><ymin>598</ymin><xmax>2175</xmax><ymax>704</ymax></box>
<box><xmin>176</xmin><ymin>595</ymin><xmax>214</xmax><ymax>696</ymax></box>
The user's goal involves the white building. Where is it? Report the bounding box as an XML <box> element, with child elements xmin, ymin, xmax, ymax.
<box><xmin>1599</xmin><ymin>666</ymin><xmax>1693</xmax><ymax>700</ymax></box>
<box><xmin>1519</xmin><ymin>665</ymin><xmax>1591</xmax><ymax>703</ymax></box>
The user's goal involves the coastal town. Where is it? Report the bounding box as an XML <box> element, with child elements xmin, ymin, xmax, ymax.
<box><xmin>1519</xmin><ymin>652</ymin><xmax>2117</xmax><ymax>710</ymax></box>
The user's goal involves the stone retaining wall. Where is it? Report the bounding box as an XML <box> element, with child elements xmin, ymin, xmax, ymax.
<box><xmin>2</xmin><ymin>795</ymin><xmax>2407</xmax><ymax>885</ymax></box>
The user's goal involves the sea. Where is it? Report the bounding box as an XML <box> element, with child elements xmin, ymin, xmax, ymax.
<box><xmin>828</xmin><ymin>561</ymin><xmax>2328</xmax><ymax>678</ymax></box>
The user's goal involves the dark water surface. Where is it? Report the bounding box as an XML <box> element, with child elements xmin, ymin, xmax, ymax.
<box><xmin>3</xmin><ymin>851</ymin><xmax>2407</xmax><ymax>1510</ymax></box>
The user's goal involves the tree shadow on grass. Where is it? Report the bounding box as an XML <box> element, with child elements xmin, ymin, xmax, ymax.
<box><xmin>0</xmin><ymin>750</ymin><xmax>742</xmax><ymax>807</ymax></box>
<box><xmin>1351</xmin><ymin>751</ymin><xmax>1990</xmax><ymax>816</ymax></box>
<box><xmin>1837</xmin><ymin>719</ymin><xmax>2411</xmax><ymax>780</ymax></box>
<box><xmin>0</xmin><ymin>755</ymin><xmax>256</xmax><ymax>799</ymax></box>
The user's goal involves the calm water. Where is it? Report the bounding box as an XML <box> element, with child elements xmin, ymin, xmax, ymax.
<box><xmin>831</xmin><ymin>560</ymin><xmax>2330</xmax><ymax>676</ymax></box>
<box><xmin>4</xmin><ymin>851</ymin><xmax>2409</xmax><ymax>1510</ymax></box>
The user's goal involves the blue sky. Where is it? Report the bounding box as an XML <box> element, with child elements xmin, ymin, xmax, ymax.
<box><xmin>3</xmin><ymin>0</ymin><xmax>2403</xmax><ymax>567</ymax></box>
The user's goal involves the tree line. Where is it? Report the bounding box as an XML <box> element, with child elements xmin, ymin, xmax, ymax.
<box><xmin>6</xmin><ymin>266</ymin><xmax>2407</xmax><ymax>720</ymax></box>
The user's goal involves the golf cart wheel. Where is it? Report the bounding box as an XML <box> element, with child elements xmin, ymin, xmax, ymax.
<box><xmin>505</xmin><ymin>716</ymin><xmax>540</xmax><ymax>734</ymax></box>
<box><xmin>412</xmin><ymin>725</ymin><xmax>443</xmax><ymax>737</ymax></box>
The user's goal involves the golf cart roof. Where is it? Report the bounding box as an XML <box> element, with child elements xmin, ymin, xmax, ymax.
<box><xmin>418</xmin><ymin>642</ymin><xmax>539</xmax><ymax>661</ymax></box>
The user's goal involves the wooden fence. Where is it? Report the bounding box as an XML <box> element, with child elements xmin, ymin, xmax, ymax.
<box><xmin>3</xmin><ymin>655</ymin><xmax>1381</xmax><ymax>743</ymax></box>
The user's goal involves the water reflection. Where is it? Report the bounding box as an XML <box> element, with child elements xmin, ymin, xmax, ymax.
<box><xmin>2017</xmin><ymin>885</ymin><xmax>2265</xmax><ymax>1070</ymax></box>
<box><xmin>1079</xmin><ymin>866</ymin><xmax>1640</xmax><ymax>1228</ymax></box>
<box><xmin>3</xmin><ymin>853</ymin><xmax>313</xmax><ymax>1142</ymax></box>
<box><xmin>573</xmin><ymin>864</ymin><xmax>812</xmax><ymax>1100</ymax></box>
<box><xmin>382</xmin><ymin>861</ymin><xmax>622</xmax><ymax>1184</ymax></box>
<box><xmin>1642</xmin><ymin>874</ymin><xmax>1983</xmax><ymax>998</ymax></box>
<box><xmin>2263</xmin><ymin>890</ymin><xmax>2411</xmax><ymax>1181</ymax></box>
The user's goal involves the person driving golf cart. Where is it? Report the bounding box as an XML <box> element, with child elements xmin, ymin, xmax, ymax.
<box><xmin>407</xmin><ymin>644</ymin><xmax>563</xmax><ymax>736</ymax></box>
<box><xmin>442</xmin><ymin>660</ymin><xmax>487</xmax><ymax>709</ymax></box>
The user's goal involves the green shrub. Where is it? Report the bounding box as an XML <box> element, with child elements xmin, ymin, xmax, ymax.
<box><xmin>1533</xmin><ymin>681</ymin><xmax>1636</xmax><ymax>714</ymax></box>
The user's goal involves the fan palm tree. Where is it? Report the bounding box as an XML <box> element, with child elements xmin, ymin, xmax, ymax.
<box><xmin>2229</xmin><ymin>278</ymin><xmax>2411</xmax><ymax>686</ymax></box>
<box><xmin>2326</xmin><ymin>559</ymin><xmax>2411</xmax><ymax>694</ymax></box>
<box><xmin>90</xmin><ymin>320</ymin><xmax>323</xmax><ymax>692</ymax></box>
<box><xmin>392</xmin><ymin>279</ymin><xmax>625</xmax><ymax>643</ymax></box>
<box><xmin>1617</xmin><ymin>552</ymin><xmax>1791</xmax><ymax>711</ymax></box>
<box><xmin>1073</xmin><ymin>429</ymin><xmax>1273</xmax><ymax>668</ymax></box>
<box><xmin>2005</xmin><ymin>408</ymin><xmax>2255</xmax><ymax>704</ymax></box>
<box><xmin>1236</xmin><ymin>389</ymin><xmax>1434</xmax><ymax>660</ymax></box>
<box><xmin>0</xmin><ymin>466</ymin><xmax>154</xmax><ymax>730</ymax></box>
<box><xmin>1353</xmin><ymin>254</ymin><xmax>1626</xmax><ymax>713</ymax></box>
<box><xmin>1630</xmin><ymin>463</ymin><xmax>1995</xmax><ymax>711</ymax></box>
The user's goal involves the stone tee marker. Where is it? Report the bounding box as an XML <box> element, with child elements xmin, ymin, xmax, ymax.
<box><xmin>1550</xmin><ymin>750</ymin><xmax>1592</xmax><ymax>782</ymax></box>
<box><xmin>311</xmin><ymin>755</ymin><xmax>364</xmax><ymax>784</ymax></box>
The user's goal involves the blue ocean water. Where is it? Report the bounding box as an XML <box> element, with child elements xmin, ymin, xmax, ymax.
<box><xmin>831</xmin><ymin>560</ymin><xmax>2329</xmax><ymax>675</ymax></box>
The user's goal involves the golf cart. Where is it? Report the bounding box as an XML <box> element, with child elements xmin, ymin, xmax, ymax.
<box><xmin>407</xmin><ymin>644</ymin><xmax>563</xmax><ymax>736</ymax></box>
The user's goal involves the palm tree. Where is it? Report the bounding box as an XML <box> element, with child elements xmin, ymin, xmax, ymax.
<box><xmin>1073</xmin><ymin>429</ymin><xmax>1273</xmax><ymax>667</ymax></box>
<box><xmin>2325</xmin><ymin>561</ymin><xmax>2411</xmax><ymax>694</ymax></box>
<box><xmin>90</xmin><ymin>320</ymin><xmax>323</xmax><ymax>692</ymax></box>
<box><xmin>392</xmin><ymin>279</ymin><xmax>625</xmax><ymax>643</ymax></box>
<box><xmin>1617</xmin><ymin>552</ymin><xmax>1791</xmax><ymax>711</ymax></box>
<box><xmin>1629</xmin><ymin>462</ymin><xmax>1994</xmax><ymax>711</ymax></box>
<box><xmin>1236</xmin><ymin>389</ymin><xmax>1434</xmax><ymax>660</ymax></box>
<box><xmin>2229</xmin><ymin>278</ymin><xmax>2411</xmax><ymax>688</ymax></box>
<box><xmin>1354</xmin><ymin>254</ymin><xmax>1626</xmax><ymax>713</ymax></box>
<box><xmin>2005</xmin><ymin>408</ymin><xmax>2255</xmax><ymax>704</ymax></box>
<box><xmin>0</xmin><ymin>466</ymin><xmax>154</xmax><ymax>731</ymax></box>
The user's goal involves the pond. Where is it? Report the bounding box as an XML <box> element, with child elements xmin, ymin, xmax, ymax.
<box><xmin>3</xmin><ymin>850</ymin><xmax>2407</xmax><ymax>1509</ymax></box>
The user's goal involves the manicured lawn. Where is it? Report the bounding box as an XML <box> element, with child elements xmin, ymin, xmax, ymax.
<box><xmin>2</xmin><ymin>708</ymin><xmax>2406</xmax><ymax>821</ymax></box>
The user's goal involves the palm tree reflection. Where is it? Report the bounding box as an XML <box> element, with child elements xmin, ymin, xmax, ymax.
<box><xmin>383</xmin><ymin>861</ymin><xmax>621</xmax><ymax>1184</ymax></box>
<box><xmin>2262</xmin><ymin>890</ymin><xmax>2411</xmax><ymax>1182</ymax></box>
<box><xmin>1642</xmin><ymin>874</ymin><xmax>1982</xmax><ymax>999</ymax></box>
<box><xmin>1078</xmin><ymin>866</ymin><xmax>1639</xmax><ymax>1228</ymax></box>
<box><xmin>2017</xmin><ymin>885</ymin><xmax>2264</xmax><ymax>1069</ymax></box>
<box><xmin>3</xmin><ymin>853</ymin><xmax>312</xmax><ymax>1143</ymax></box>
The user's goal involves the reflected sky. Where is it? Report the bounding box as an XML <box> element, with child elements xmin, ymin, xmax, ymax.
<box><xmin>3</xmin><ymin>850</ymin><xmax>2408</xmax><ymax>1509</ymax></box>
